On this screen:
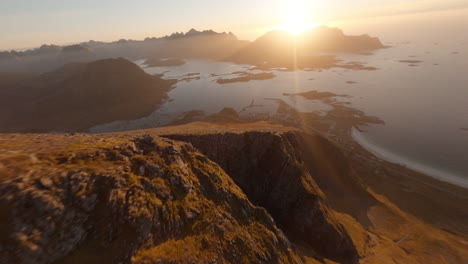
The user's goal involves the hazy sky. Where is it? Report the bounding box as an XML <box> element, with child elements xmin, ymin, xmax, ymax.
<box><xmin>1</xmin><ymin>0</ymin><xmax>467</xmax><ymax>50</ymax></box>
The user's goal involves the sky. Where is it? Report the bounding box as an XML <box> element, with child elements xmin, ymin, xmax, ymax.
<box><xmin>1</xmin><ymin>0</ymin><xmax>467</xmax><ymax>50</ymax></box>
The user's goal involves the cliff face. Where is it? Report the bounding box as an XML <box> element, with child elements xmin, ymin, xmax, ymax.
<box><xmin>0</xmin><ymin>133</ymin><xmax>299</xmax><ymax>264</ymax></box>
<box><xmin>162</xmin><ymin>131</ymin><xmax>361</xmax><ymax>264</ymax></box>
<box><xmin>1</xmin><ymin>122</ymin><xmax>467</xmax><ymax>264</ymax></box>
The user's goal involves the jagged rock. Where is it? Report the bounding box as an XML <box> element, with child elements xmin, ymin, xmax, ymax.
<box><xmin>0</xmin><ymin>133</ymin><xmax>301</xmax><ymax>264</ymax></box>
<box><xmin>162</xmin><ymin>131</ymin><xmax>361</xmax><ymax>264</ymax></box>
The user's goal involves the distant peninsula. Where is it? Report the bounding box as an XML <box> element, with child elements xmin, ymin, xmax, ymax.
<box><xmin>227</xmin><ymin>26</ymin><xmax>386</xmax><ymax>70</ymax></box>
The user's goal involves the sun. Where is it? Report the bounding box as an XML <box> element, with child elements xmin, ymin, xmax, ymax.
<box><xmin>276</xmin><ymin>0</ymin><xmax>317</xmax><ymax>34</ymax></box>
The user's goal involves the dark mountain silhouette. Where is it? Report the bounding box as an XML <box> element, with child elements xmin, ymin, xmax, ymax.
<box><xmin>143</xmin><ymin>29</ymin><xmax>237</xmax><ymax>41</ymax></box>
<box><xmin>76</xmin><ymin>29</ymin><xmax>245</xmax><ymax>63</ymax></box>
<box><xmin>0</xmin><ymin>44</ymin><xmax>97</xmax><ymax>73</ymax></box>
<box><xmin>227</xmin><ymin>26</ymin><xmax>385</xmax><ymax>70</ymax></box>
<box><xmin>0</xmin><ymin>58</ymin><xmax>176</xmax><ymax>132</ymax></box>
<box><xmin>58</xmin><ymin>44</ymin><xmax>96</xmax><ymax>63</ymax></box>
<box><xmin>0</xmin><ymin>44</ymin><xmax>61</xmax><ymax>60</ymax></box>
<box><xmin>142</xmin><ymin>29</ymin><xmax>248</xmax><ymax>65</ymax></box>
<box><xmin>61</xmin><ymin>44</ymin><xmax>91</xmax><ymax>53</ymax></box>
<box><xmin>301</xmin><ymin>26</ymin><xmax>385</xmax><ymax>52</ymax></box>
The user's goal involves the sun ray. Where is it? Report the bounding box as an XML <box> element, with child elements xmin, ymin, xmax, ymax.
<box><xmin>276</xmin><ymin>0</ymin><xmax>319</xmax><ymax>34</ymax></box>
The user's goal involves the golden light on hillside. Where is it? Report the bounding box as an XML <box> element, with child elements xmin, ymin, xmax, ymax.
<box><xmin>276</xmin><ymin>0</ymin><xmax>319</xmax><ymax>34</ymax></box>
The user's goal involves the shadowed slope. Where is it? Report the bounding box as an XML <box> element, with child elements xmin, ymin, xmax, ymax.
<box><xmin>161</xmin><ymin>130</ymin><xmax>369</xmax><ymax>264</ymax></box>
<box><xmin>0</xmin><ymin>58</ymin><xmax>176</xmax><ymax>133</ymax></box>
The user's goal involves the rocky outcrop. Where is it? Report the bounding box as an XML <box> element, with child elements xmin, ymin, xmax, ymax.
<box><xmin>0</xmin><ymin>133</ymin><xmax>300</xmax><ymax>264</ymax></box>
<box><xmin>161</xmin><ymin>131</ymin><xmax>363</xmax><ymax>264</ymax></box>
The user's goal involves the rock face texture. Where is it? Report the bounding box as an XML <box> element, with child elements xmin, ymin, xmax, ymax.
<box><xmin>0</xmin><ymin>133</ymin><xmax>300</xmax><ymax>264</ymax></box>
<box><xmin>162</xmin><ymin>131</ymin><xmax>360</xmax><ymax>264</ymax></box>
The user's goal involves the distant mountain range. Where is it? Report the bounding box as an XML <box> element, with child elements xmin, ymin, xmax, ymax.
<box><xmin>0</xmin><ymin>27</ymin><xmax>385</xmax><ymax>73</ymax></box>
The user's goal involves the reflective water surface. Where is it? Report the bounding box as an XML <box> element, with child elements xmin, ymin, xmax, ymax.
<box><xmin>91</xmin><ymin>35</ymin><xmax>468</xmax><ymax>188</ymax></box>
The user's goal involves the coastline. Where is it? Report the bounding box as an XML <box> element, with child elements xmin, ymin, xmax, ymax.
<box><xmin>341</xmin><ymin>125</ymin><xmax>468</xmax><ymax>236</ymax></box>
<box><xmin>351</xmin><ymin>127</ymin><xmax>468</xmax><ymax>190</ymax></box>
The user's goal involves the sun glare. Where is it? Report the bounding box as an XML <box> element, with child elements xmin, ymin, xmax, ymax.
<box><xmin>277</xmin><ymin>0</ymin><xmax>317</xmax><ymax>34</ymax></box>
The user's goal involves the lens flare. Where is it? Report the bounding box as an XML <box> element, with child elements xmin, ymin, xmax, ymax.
<box><xmin>277</xmin><ymin>0</ymin><xmax>318</xmax><ymax>34</ymax></box>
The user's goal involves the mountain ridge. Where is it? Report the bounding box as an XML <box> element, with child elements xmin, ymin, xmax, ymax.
<box><xmin>1</xmin><ymin>122</ymin><xmax>466</xmax><ymax>263</ymax></box>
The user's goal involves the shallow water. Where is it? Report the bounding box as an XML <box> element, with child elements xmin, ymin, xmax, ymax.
<box><xmin>91</xmin><ymin>40</ymin><xmax>468</xmax><ymax>188</ymax></box>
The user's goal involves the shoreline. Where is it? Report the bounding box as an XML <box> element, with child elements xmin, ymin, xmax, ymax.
<box><xmin>338</xmin><ymin>125</ymin><xmax>468</xmax><ymax>236</ymax></box>
<box><xmin>351</xmin><ymin>127</ymin><xmax>468</xmax><ymax>190</ymax></box>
